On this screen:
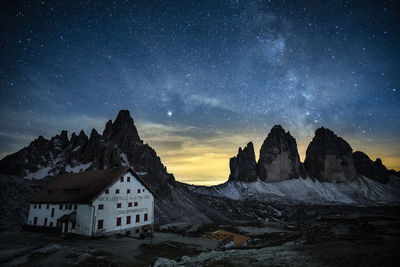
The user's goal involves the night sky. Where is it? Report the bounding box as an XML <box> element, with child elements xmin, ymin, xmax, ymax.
<box><xmin>1</xmin><ymin>0</ymin><xmax>399</xmax><ymax>185</ymax></box>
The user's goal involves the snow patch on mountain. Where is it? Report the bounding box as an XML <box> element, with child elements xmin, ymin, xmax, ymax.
<box><xmin>24</xmin><ymin>166</ymin><xmax>52</xmax><ymax>180</ymax></box>
<box><xmin>190</xmin><ymin>176</ymin><xmax>400</xmax><ymax>205</ymax></box>
<box><xmin>65</xmin><ymin>162</ymin><xmax>91</xmax><ymax>173</ymax></box>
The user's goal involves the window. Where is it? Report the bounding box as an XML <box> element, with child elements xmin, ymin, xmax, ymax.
<box><xmin>134</xmin><ymin>202</ymin><xmax>138</xmax><ymax>207</ymax></box>
<box><xmin>143</xmin><ymin>189</ymin><xmax>145</xmax><ymax>192</ymax></box>
<box><xmin>116</xmin><ymin>217</ymin><xmax>121</xmax><ymax>226</ymax></box>
<box><xmin>128</xmin><ymin>202</ymin><xmax>132</xmax><ymax>207</ymax></box>
<box><xmin>33</xmin><ymin>217</ymin><xmax>38</xmax><ymax>225</ymax></box>
<box><xmin>51</xmin><ymin>208</ymin><xmax>55</xmax><ymax>217</ymax></box>
<box><xmin>127</xmin><ymin>177</ymin><xmax>131</xmax><ymax>182</ymax></box>
<box><xmin>126</xmin><ymin>216</ymin><xmax>131</xmax><ymax>224</ymax></box>
<box><xmin>74</xmin><ymin>204</ymin><xmax>77</xmax><ymax>210</ymax></box>
<box><xmin>105</xmin><ymin>189</ymin><xmax>109</xmax><ymax>194</ymax></box>
<box><xmin>34</xmin><ymin>204</ymin><xmax>37</xmax><ymax>209</ymax></box>
<box><xmin>135</xmin><ymin>228</ymin><xmax>139</xmax><ymax>234</ymax></box>
<box><xmin>38</xmin><ymin>204</ymin><xmax>41</xmax><ymax>209</ymax></box>
<box><xmin>98</xmin><ymin>219</ymin><xmax>104</xmax><ymax>229</ymax></box>
<box><xmin>117</xmin><ymin>203</ymin><xmax>122</xmax><ymax>208</ymax></box>
<box><xmin>127</xmin><ymin>189</ymin><xmax>130</xmax><ymax>194</ymax></box>
<box><xmin>116</xmin><ymin>189</ymin><xmax>120</xmax><ymax>194</ymax></box>
<box><xmin>44</xmin><ymin>218</ymin><xmax>48</xmax><ymax>226</ymax></box>
<box><xmin>98</xmin><ymin>204</ymin><xmax>104</xmax><ymax>210</ymax></box>
<box><xmin>137</xmin><ymin>189</ymin><xmax>140</xmax><ymax>193</ymax></box>
<box><xmin>136</xmin><ymin>214</ymin><xmax>140</xmax><ymax>223</ymax></box>
<box><xmin>50</xmin><ymin>222</ymin><xmax>53</xmax><ymax>227</ymax></box>
<box><xmin>144</xmin><ymin>213</ymin><xmax>148</xmax><ymax>221</ymax></box>
<box><xmin>59</xmin><ymin>204</ymin><xmax>63</xmax><ymax>210</ymax></box>
<box><xmin>120</xmin><ymin>177</ymin><xmax>124</xmax><ymax>182</ymax></box>
<box><xmin>46</xmin><ymin>204</ymin><xmax>50</xmax><ymax>209</ymax></box>
<box><xmin>69</xmin><ymin>204</ymin><xmax>72</xmax><ymax>210</ymax></box>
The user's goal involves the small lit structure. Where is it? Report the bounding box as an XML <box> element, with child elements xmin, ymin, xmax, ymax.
<box><xmin>26</xmin><ymin>167</ymin><xmax>154</xmax><ymax>237</ymax></box>
<box><xmin>203</xmin><ymin>230</ymin><xmax>250</xmax><ymax>247</ymax></box>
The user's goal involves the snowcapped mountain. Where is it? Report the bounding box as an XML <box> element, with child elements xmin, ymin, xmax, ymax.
<box><xmin>190</xmin><ymin>176</ymin><xmax>400</xmax><ymax>205</ymax></box>
<box><xmin>196</xmin><ymin>124</ymin><xmax>400</xmax><ymax>205</ymax></box>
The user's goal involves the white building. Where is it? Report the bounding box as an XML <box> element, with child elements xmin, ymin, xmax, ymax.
<box><xmin>27</xmin><ymin>167</ymin><xmax>155</xmax><ymax>237</ymax></box>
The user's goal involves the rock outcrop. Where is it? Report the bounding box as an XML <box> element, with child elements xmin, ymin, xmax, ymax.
<box><xmin>257</xmin><ymin>125</ymin><xmax>303</xmax><ymax>182</ymax></box>
<box><xmin>353</xmin><ymin>151</ymin><xmax>389</xmax><ymax>183</ymax></box>
<box><xmin>228</xmin><ymin>142</ymin><xmax>258</xmax><ymax>182</ymax></box>
<box><xmin>304</xmin><ymin>127</ymin><xmax>358</xmax><ymax>183</ymax></box>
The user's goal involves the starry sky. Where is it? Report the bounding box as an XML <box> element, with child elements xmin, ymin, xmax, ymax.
<box><xmin>1</xmin><ymin>0</ymin><xmax>399</xmax><ymax>185</ymax></box>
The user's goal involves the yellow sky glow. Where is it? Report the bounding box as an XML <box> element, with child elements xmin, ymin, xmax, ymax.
<box><xmin>137</xmin><ymin>120</ymin><xmax>400</xmax><ymax>186</ymax></box>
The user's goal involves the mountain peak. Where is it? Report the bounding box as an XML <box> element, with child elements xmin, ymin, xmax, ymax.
<box><xmin>258</xmin><ymin>125</ymin><xmax>302</xmax><ymax>182</ymax></box>
<box><xmin>270</xmin><ymin>125</ymin><xmax>285</xmax><ymax>134</ymax></box>
<box><xmin>353</xmin><ymin>151</ymin><xmax>389</xmax><ymax>183</ymax></box>
<box><xmin>229</xmin><ymin>142</ymin><xmax>258</xmax><ymax>182</ymax></box>
<box><xmin>103</xmin><ymin>110</ymin><xmax>141</xmax><ymax>143</ymax></box>
<box><xmin>305</xmin><ymin>128</ymin><xmax>357</xmax><ymax>182</ymax></box>
<box><xmin>116</xmin><ymin>109</ymin><xmax>132</xmax><ymax>121</ymax></box>
<box><xmin>315</xmin><ymin>127</ymin><xmax>335</xmax><ymax>137</ymax></box>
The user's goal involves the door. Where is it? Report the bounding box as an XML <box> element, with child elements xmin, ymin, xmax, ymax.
<box><xmin>64</xmin><ymin>221</ymin><xmax>68</xmax><ymax>233</ymax></box>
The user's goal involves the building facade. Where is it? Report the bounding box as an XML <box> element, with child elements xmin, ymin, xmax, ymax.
<box><xmin>27</xmin><ymin>167</ymin><xmax>154</xmax><ymax>237</ymax></box>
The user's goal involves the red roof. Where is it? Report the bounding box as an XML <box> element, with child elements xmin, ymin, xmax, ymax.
<box><xmin>30</xmin><ymin>167</ymin><xmax>154</xmax><ymax>204</ymax></box>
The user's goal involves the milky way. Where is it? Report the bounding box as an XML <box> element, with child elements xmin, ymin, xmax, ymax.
<box><xmin>1</xmin><ymin>1</ymin><xmax>399</xmax><ymax>184</ymax></box>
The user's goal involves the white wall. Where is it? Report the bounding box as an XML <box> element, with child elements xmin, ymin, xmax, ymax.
<box><xmin>27</xmin><ymin>203</ymin><xmax>93</xmax><ymax>235</ymax></box>
<box><xmin>27</xmin><ymin>171</ymin><xmax>154</xmax><ymax>236</ymax></box>
<box><xmin>92</xmin><ymin>172</ymin><xmax>154</xmax><ymax>235</ymax></box>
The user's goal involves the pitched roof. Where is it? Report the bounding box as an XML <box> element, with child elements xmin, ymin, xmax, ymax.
<box><xmin>30</xmin><ymin>167</ymin><xmax>154</xmax><ymax>204</ymax></box>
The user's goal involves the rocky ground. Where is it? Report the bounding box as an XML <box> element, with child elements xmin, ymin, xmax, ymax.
<box><xmin>1</xmin><ymin>213</ymin><xmax>399</xmax><ymax>267</ymax></box>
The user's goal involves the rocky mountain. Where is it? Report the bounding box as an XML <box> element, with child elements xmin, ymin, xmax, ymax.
<box><xmin>228</xmin><ymin>142</ymin><xmax>258</xmax><ymax>182</ymax></box>
<box><xmin>0</xmin><ymin>110</ymin><xmax>174</xmax><ymax>198</ymax></box>
<box><xmin>304</xmin><ymin>127</ymin><xmax>358</xmax><ymax>183</ymax></box>
<box><xmin>226</xmin><ymin>126</ymin><xmax>398</xmax><ymax>186</ymax></box>
<box><xmin>228</xmin><ymin>126</ymin><xmax>305</xmax><ymax>183</ymax></box>
<box><xmin>353</xmin><ymin>151</ymin><xmax>390</xmax><ymax>184</ymax></box>
<box><xmin>258</xmin><ymin>125</ymin><xmax>304</xmax><ymax>182</ymax></box>
<box><xmin>1</xmin><ymin>110</ymin><xmax>399</xmax><ymax>232</ymax></box>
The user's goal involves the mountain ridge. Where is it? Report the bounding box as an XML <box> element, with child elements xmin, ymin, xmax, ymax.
<box><xmin>0</xmin><ymin>110</ymin><xmax>399</xmax><ymax>231</ymax></box>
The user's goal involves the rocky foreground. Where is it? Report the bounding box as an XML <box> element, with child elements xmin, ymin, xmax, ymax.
<box><xmin>1</xmin><ymin>209</ymin><xmax>399</xmax><ymax>266</ymax></box>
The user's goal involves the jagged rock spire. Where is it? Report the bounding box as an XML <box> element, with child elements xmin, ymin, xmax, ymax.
<box><xmin>102</xmin><ymin>110</ymin><xmax>141</xmax><ymax>143</ymax></box>
<box><xmin>228</xmin><ymin>142</ymin><xmax>258</xmax><ymax>182</ymax></box>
